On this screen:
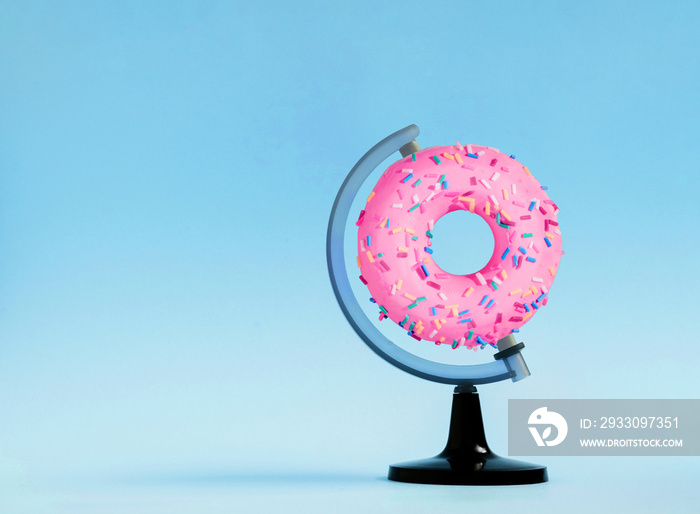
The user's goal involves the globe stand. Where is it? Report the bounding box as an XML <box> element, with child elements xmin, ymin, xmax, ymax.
<box><xmin>388</xmin><ymin>386</ymin><xmax>548</xmax><ymax>485</ymax></box>
<box><xmin>328</xmin><ymin>124</ymin><xmax>555</xmax><ymax>486</ymax></box>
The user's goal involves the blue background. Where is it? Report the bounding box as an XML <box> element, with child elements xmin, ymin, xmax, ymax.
<box><xmin>1</xmin><ymin>0</ymin><xmax>698</xmax><ymax>512</ymax></box>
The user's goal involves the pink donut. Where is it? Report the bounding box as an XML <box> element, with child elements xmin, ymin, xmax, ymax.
<box><xmin>356</xmin><ymin>143</ymin><xmax>563</xmax><ymax>350</ymax></box>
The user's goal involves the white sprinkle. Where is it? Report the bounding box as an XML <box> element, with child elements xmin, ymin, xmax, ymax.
<box><xmin>489</xmin><ymin>194</ymin><xmax>499</xmax><ymax>206</ymax></box>
<box><xmin>459</xmin><ymin>337</ymin><xmax>466</xmax><ymax>346</ymax></box>
<box><xmin>541</xmin><ymin>285</ymin><xmax>549</xmax><ymax>294</ymax></box>
<box><xmin>490</xmin><ymin>171</ymin><xmax>500</xmax><ymax>181</ymax></box>
<box><xmin>467</xmin><ymin>144</ymin><xmax>473</xmax><ymax>153</ymax></box>
<box><xmin>479</xmin><ymin>179</ymin><xmax>492</xmax><ymax>190</ymax></box>
<box><xmin>477</xmin><ymin>150</ymin><xmax>486</xmax><ymax>155</ymax></box>
<box><xmin>554</xmin><ymin>227</ymin><xmax>562</xmax><ymax>235</ymax></box>
<box><xmin>475</xmin><ymin>272</ymin><xmax>486</xmax><ymax>285</ymax></box>
<box><xmin>360</xmin><ymin>240</ymin><xmax>366</xmax><ymax>251</ymax></box>
<box><xmin>532</xmin><ymin>277</ymin><xmax>544</xmax><ymax>283</ymax></box>
<box><xmin>428</xmin><ymin>219</ymin><xmax>434</xmax><ymax>230</ymax></box>
<box><xmin>456</xmin><ymin>141</ymin><xmax>464</xmax><ymax>151</ymax></box>
<box><xmin>402</xmin><ymin>168</ymin><xmax>413</xmax><ymax>173</ymax></box>
<box><xmin>425</xmin><ymin>192</ymin><xmax>437</xmax><ymax>202</ymax></box>
<box><xmin>528</xmin><ymin>240</ymin><xmax>534</xmax><ymax>249</ymax></box>
<box><xmin>390</xmin><ymin>284</ymin><xmax>397</xmax><ymax>295</ymax></box>
<box><xmin>438</xmin><ymin>292</ymin><xmax>448</xmax><ymax>300</ymax></box>
<box><xmin>493</xmin><ymin>276</ymin><xmax>502</xmax><ymax>285</ymax></box>
<box><xmin>511</xmin><ymin>183</ymin><xmax>517</xmax><ymax>195</ymax></box>
<box><xmin>429</xmin><ymin>329</ymin><xmax>438</xmax><ymax>338</ymax></box>
<box><xmin>392</xmin><ymin>203</ymin><xmax>403</xmax><ymax>208</ymax></box>
<box><xmin>411</xmin><ymin>194</ymin><xmax>419</xmax><ymax>203</ymax></box>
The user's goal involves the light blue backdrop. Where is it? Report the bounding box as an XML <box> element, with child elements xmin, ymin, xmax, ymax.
<box><xmin>1</xmin><ymin>1</ymin><xmax>698</xmax><ymax>512</ymax></box>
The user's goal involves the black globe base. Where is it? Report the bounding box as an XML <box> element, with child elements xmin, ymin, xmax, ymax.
<box><xmin>388</xmin><ymin>387</ymin><xmax>548</xmax><ymax>485</ymax></box>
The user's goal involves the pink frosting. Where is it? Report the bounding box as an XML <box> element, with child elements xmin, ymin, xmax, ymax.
<box><xmin>356</xmin><ymin>144</ymin><xmax>563</xmax><ymax>350</ymax></box>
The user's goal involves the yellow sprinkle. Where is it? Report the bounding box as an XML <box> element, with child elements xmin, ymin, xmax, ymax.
<box><xmin>441</xmin><ymin>318</ymin><xmax>447</xmax><ymax>324</ymax></box>
<box><xmin>468</xmin><ymin>200</ymin><xmax>474</xmax><ymax>213</ymax></box>
<box><xmin>455</xmin><ymin>153</ymin><xmax>463</xmax><ymax>164</ymax></box>
<box><xmin>423</xmin><ymin>257</ymin><xmax>432</xmax><ymax>263</ymax></box>
<box><xmin>549</xmin><ymin>266</ymin><xmax>555</xmax><ymax>276</ymax></box>
<box><xmin>463</xmin><ymin>287</ymin><xmax>474</xmax><ymax>297</ymax></box>
<box><xmin>435</xmin><ymin>319</ymin><xmax>442</xmax><ymax>329</ymax></box>
<box><xmin>366</xmin><ymin>251</ymin><xmax>374</xmax><ymax>263</ymax></box>
<box><xmin>485</xmin><ymin>202</ymin><xmax>491</xmax><ymax>216</ymax></box>
<box><xmin>367</xmin><ymin>191</ymin><xmax>376</xmax><ymax>202</ymax></box>
<box><xmin>397</xmin><ymin>279</ymin><xmax>403</xmax><ymax>290</ymax></box>
<box><xmin>404</xmin><ymin>228</ymin><xmax>415</xmax><ymax>234</ymax></box>
<box><xmin>502</xmin><ymin>188</ymin><xmax>509</xmax><ymax>201</ymax></box>
<box><xmin>451</xmin><ymin>307</ymin><xmax>458</xmax><ymax>316</ymax></box>
<box><xmin>416</xmin><ymin>324</ymin><xmax>424</xmax><ymax>335</ymax></box>
<box><xmin>522</xmin><ymin>290</ymin><xmax>532</xmax><ymax>298</ymax></box>
<box><xmin>458</xmin><ymin>196</ymin><xmax>471</xmax><ymax>201</ymax></box>
<box><xmin>500</xmin><ymin>209</ymin><xmax>511</xmax><ymax>221</ymax></box>
<box><xmin>523</xmin><ymin>312</ymin><xmax>534</xmax><ymax>321</ymax></box>
<box><xmin>380</xmin><ymin>218</ymin><xmax>387</xmax><ymax>228</ymax></box>
<box><xmin>397</xmin><ymin>246</ymin><xmax>407</xmax><ymax>252</ymax></box>
<box><xmin>443</xmin><ymin>152</ymin><xmax>454</xmax><ymax>160</ymax></box>
<box><xmin>439</xmin><ymin>336</ymin><xmax>445</xmax><ymax>343</ymax></box>
<box><xmin>524</xmin><ymin>166</ymin><xmax>531</xmax><ymax>176</ymax></box>
<box><xmin>509</xmin><ymin>288</ymin><xmax>522</xmax><ymax>296</ymax></box>
<box><xmin>404</xmin><ymin>293</ymin><xmax>416</xmax><ymax>300</ymax></box>
<box><xmin>500</xmin><ymin>270</ymin><xmax>508</xmax><ymax>280</ymax></box>
<box><xmin>530</xmin><ymin>286</ymin><xmax>538</xmax><ymax>294</ymax></box>
<box><xmin>357</xmin><ymin>256</ymin><xmax>362</xmax><ymax>267</ymax></box>
<box><xmin>545</xmin><ymin>231</ymin><xmax>555</xmax><ymax>238</ymax></box>
<box><xmin>392</xmin><ymin>227</ymin><xmax>402</xmax><ymax>234</ymax></box>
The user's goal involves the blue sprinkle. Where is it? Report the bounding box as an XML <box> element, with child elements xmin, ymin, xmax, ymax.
<box><xmin>366</xmin><ymin>235</ymin><xmax>371</xmax><ymax>247</ymax></box>
<box><xmin>536</xmin><ymin>293</ymin><xmax>547</xmax><ymax>303</ymax></box>
<box><xmin>513</xmin><ymin>254</ymin><xmax>518</xmax><ymax>267</ymax></box>
<box><xmin>486</xmin><ymin>299</ymin><xmax>495</xmax><ymax>309</ymax></box>
<box><xmin>524</xmin><ymin>303</ymin><xmax>530</xmax><ymax>313</ymax></box>
<box><xmin>518</xmin><ymin>246</ymin><xmax>527</xmax><ymax>254</ymax></box>
<box><xmin>476</xmin><ymin>335</ymin><xmax>487</xmax><ymax>345</ymax></box>
<box><xmin>467</xmin><ymin>153</ymin><xmax>478</xmax><ymax>158</ymax></box>
<box><xmin>544</xmin><ymin>236</ymin><xmax>552</xmax><ymax>247</ymax></box>
<box><xmin>431</xmin><ymin>307</ymin><xmax>437</xmax><ymax>316</ymax></box>
<box><xmin>501</xmin><ymin>247</ymin><xmax>511</xmax><ymax>260</ymax></box>
<box><xmin>479</xmin><ymin>295</ymin><xmax>488</xmax><ymax>306</ymax></box>
<box><xmin>421</xmin><ymin>264</ymin><xmax>429</xmax><ymax>277</ymax></box>
<box><xmin>509</xmin><ymin>154</ymin><xmax>516</xmax><ymax>159</ymax></box>
<box><xmin>541</xmin><ymin>186</ymin><xmax>548</xmax><ymax>190</ymax></box>
<box><xmin>458</xmin><ymin>309</ymin><xmax>470</xmax><ymax>316</ymax></box>
<box><xmin>401</xmin><ymin>173</ymin><xmax>414</xmax><ymax>183</ymax></box>
<box><xmin>443</xmin><ymin>180</ymin><xmax>449</xmax><ymax>189</ymax></box>
<box><xmin>531</xmin><ymin>302</ymin><xmax>539</xmax><ymax>310</ymax></box>
<box><xmin>526</xmin><ymin>256</ymin><xmax>536</xmax><ymax>263</ymax></box>
<box><xmin>459</xmin><ymin>318</ymin><xmax>473</xmax><ymax>323</ymax></box>
<box><xmin>386</xmin><ymin>218</ymin><xmax>390</xmax><ymax>228</ymax></box>
<box><xmin>511</xmin><ymin>328</ymin><xmax>520</xmax><ymax>333</ymax></box>
<box><xmin>369</xmin><ymin>297</ymin><xmax>376</xmax><ymax>303</ymax></box>
<box><xmin>528</xmin><ymin>201</ymin><xmax>536</xmax><ymax>211</ymax></box>
<box><xmin>424</xmin><ymin>247</ymin><xmax>433</xmax><ymax>254</ymax></box>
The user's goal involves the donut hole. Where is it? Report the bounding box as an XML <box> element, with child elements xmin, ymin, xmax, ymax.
<box><xmin>430</xmin><ymin>210</ymin><xmax>495</xmax><ymax>276</ymax></box>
